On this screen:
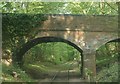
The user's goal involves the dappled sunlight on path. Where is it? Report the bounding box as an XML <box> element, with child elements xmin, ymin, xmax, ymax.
<box><xmin>23</xmin><ymin>61</ymin><xmax>82</xmax><ymax>82</ymax></box>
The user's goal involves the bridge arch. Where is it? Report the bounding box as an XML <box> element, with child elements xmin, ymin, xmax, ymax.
<box><xmin>95</xmin><ymin>38</ymin><xmax>120</xmax><ymax>55</ymax></box>
<box><xmin>13</xmin><ymin>36</ymin><xmax>83</xmax><ymax>67</ymax></box>
<box><xmin>95</xmin><ymin>38</ymin><xmax>120</xmax><ymax>51</ymax></box>
<box><xmin>95</xmin><ymin>38</ymin><xmax>120</xmax><ymax>56</ymax></box>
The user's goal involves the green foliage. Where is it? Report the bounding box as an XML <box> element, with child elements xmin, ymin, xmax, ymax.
<box><xmin>23</xmin><ymin>42</ymin><xmax>81</xmax><ymax>65</ymax></box>
<box><xmin>2</xmin><ymin>13</ymin><xmax>46</xmax><ymax>56</ymax></box>
<box><xmin>96</xmin><ymin>42</ymin><xmax>119</xmax><ymax>82</ymax></box>
<box><xmin>23</xmin><ymin>60</ymin><xmax>80</xmax><ymax>79</ymax></box>
<box><xmin>1</xmin><ymin>2</ymin><xmax>118</xmax><ymax>15</ymax></box>
<box><xmin>96</xmin><ymin>42</ymin><xmax>119</xmax><ymax>67</ymax></box>
<box><xmin>96</xmin><ymin>62</ymin><xmax>118</xmax><ymax>82</ymax></box>
<box><xmin>2</xmin><ymin>63</ymin><xmax>37</xmax><ymax>82</ymax></box>
<box><xmin>1</xmin><ymin>2</ymin><xmax>65</xmax><ymax>14</ymax></box>
<box><xmin>66</xmin><ymin>2</ymin><xmax>118</xmax><ymax>15</ymax></box>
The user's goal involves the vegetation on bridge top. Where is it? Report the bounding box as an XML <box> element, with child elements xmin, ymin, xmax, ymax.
<box><xmin>1</xmin><ymin>2</ymin><xmax>118</xmax><ymax>15</ymax></box>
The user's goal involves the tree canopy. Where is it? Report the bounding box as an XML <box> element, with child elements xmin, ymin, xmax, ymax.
<box><xmin>1</xmin><ymin>2</ymin><xmax>118</xmax><ymax>15</ymax></box>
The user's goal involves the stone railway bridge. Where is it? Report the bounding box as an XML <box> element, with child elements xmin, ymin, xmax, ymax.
<box><xmin>15</xmin><ymin>14</ymin><xmax>119</xmax><ymax>81</ymax></box>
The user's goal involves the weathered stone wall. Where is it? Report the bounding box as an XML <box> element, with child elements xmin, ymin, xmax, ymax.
<box><xmin>37</xmin><ymin>14</ymin><xmax>119</xmax><ymax>50</ymax></box>
<box><xmin>36</xmin><ymin>14</ymin><xmax>119</xmax><ymax>81</ymax></box>
<box><xmin>36</xmin><ymin>31</ymin><xmax>118</xmax><ymax>51</ymax></box>
<box><xmin>40</xmin><ymin>15</ymin><xmax>118</xmax><ymax>31</ymax></box>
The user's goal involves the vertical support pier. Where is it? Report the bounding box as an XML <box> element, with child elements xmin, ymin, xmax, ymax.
<box><xmin>83</xmin><ymin>49</ymin><xmax>96</xmax><ymax>82</ymax></box>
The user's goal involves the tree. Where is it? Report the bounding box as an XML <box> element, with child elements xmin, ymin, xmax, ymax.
<box><xmin>2</xmin><ymin>13</ymin><xmax>46</xmax><ymax>60</ymax></box>
<box><xmin>1</xmin><ymin>2</ymin><xmax>118</xmax><ymax>15</ymax></box>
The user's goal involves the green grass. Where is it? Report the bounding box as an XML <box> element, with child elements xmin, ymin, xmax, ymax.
<box><xmin>24</xmin><ymin>61</ymin><xmax>78</xmax><ymax>72</ymax></box>
<box><xmin>2</xmin><ymin>63</ymin><xmax>37</xmax><ymax>82</ymax></box>
<box><xmin>22</xmin><ymin>61</ymin><xmax>80</xmax><ymax>79</ymax></box>
<box><xmin>96</xmin><ymin>62</ymin><xmax>118</xmax><ymax>82</ymax></box>
<box><xmin>1</xmin><ymin>60</ymin><xmax>80</xmax><ymax>82</ymax></box>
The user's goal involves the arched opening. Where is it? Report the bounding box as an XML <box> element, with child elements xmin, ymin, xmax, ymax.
<box><xmin>95</xmin><ymin>38</ymin><xmax>120</xmax><ymax>82</ymax></box>
<box><xmin>13</xmin><ymin>36</ymin><xmax>83</xmax><ymax>81</ymax></box>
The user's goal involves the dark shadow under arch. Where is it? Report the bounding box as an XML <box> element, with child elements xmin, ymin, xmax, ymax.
<box><xmin>107</xmin><ymin>38</ymin><xmax>120</xmax><ymax>43</ymax></box>
<box><xmin>96</xmin><ymin>38</ymin><xmax>120</xmax><ymax>51</ymax></box>
<box><xmin>13</xmin><ymin>36</ymin><xmax>84</xmax><ymax>76</ymax></box>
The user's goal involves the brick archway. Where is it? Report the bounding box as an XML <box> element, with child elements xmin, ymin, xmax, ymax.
<box><xmin>13</xmin><ymin>37</ymin><xmax>84</xmax><ymax>75</ymax></box>
<box><xmin>11</xmin><ymin>14</ymin><xmax>118</xmax><ymax>81</ymax></box>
